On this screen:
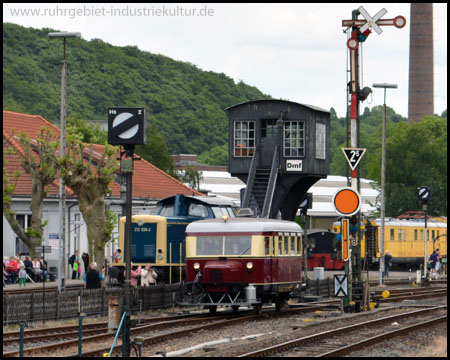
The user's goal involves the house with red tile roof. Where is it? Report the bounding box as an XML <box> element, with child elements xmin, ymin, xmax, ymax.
<box><xmin>3</xmin><ymin>110</ymin><xmax>202</xmax><ymax>274</ymax></box>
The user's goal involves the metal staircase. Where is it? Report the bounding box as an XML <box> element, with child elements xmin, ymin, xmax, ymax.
<box><xmin>241</xmin><ymin>146</ymin><xmax>279</xmax><ymax>218</ymax></box>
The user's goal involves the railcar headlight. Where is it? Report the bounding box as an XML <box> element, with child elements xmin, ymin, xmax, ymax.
<box><xmin>193</xmin><ymin>262</ymin><xmax>200</xmax><ymax>270</ymax></box>
<box><xmin>157</xmin><ymin>254</ymin><xmax>163</xmax><ymax>260</ymax></box>
<box><xmin>246</xmin><ymin>262</ymin><xmax>253</xmax><ymax>270</ymax></box>
<box><xmin>138</xmin><ymin>220</ymin><xmax>144</xmax><ymax>226</ymax></box>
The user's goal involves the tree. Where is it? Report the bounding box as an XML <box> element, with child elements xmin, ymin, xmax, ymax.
<box><xmin>3</xmin><ymin>128</ymin><xmax>59</xmax><ymax>258</ymax></box>
<box><xmin>58</xmin><ymin>139</ymin><xmax>119</xmax><ymax>267</ymax></box>
<box><xmin>367</xmin><ymin>116</ymin><xmax>447</xmax><ymax>217</ymax></box>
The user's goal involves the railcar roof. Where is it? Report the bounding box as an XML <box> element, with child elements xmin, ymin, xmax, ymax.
<box><xmin>157</xmin><ymin>195</ymin><xmax>237</xmax><ymax>206</ymax></box>
<box><xmin>186</xmin><ymin>217</ymin><xmax>303</xmax><ymax>234</ymax></box>
<box><xmin>374</xmin><ymin>219</ymin><xmax>447</xmax><ymax>228</ymax></box>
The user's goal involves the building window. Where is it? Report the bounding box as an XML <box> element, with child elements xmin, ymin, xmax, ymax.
<box><xmin>234</xmin><ymin>121</ymin><xmax>255</xmax><ymax>157</ymax></box>
<box><xmin>284</xmin><ymin>121</ymin><xmax>305</xmax><ymax>157</ymax></box>
<box><xmin>261</xmin><ymin>119</ymin><xmax>279</xmax><ymax>139</ymax></box>
<box><xmin>15</xmin><ymin>214</ymin><xmax>31</xmax><ymax>255</ymax></box>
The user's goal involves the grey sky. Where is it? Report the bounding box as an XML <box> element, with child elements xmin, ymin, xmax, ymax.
<box><xmin>3</xmin><ymin>3</ymin><xmax>447</xmax><ymax>118</ymax></box>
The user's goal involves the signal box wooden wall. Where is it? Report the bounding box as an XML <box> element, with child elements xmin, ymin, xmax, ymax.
<box><xmin>226</xmin><ymin>99</ymin><xmax>330</xmax><ymax>220</ymax></box>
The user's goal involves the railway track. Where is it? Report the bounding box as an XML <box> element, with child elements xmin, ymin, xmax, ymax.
<box><xmin>238</xmin><ymin>306</ymin><xmax>447</xmax><ymax>357</ymax></box>
<box><xmin>3</xmin><ymin>286</ymin><xmax>445</xmax><ymax>356</ymax></box>
<box><xmin>2</xmin><ymin>302</ymin><xmax>340</xmax><ymax>357</ymax></box>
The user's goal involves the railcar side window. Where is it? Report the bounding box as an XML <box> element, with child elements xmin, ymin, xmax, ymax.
<box><xmin>225</xmin><ymin>236</ymin><xmax>251</xmax><ymax>255</ymax></box>
<box><xmin>264</xmin><ymin>237</ymin><xmax>270</xmax><ymax>255</ymax></box>
<box><xmin>211</xmin><ymin>206</ymin><xmax>236</xmax><ymax>218</ymax></box>
<box><xmin>297</xmin><ymin>236</ymin><xmax>302</xmax><ymax>254</ymax></box>
<box><xmin>290</xmin><ymin>236</ymin><xmax>295</xmax><ymax>254</ymax></box>
<box><xmin>197</xmin><ymin>236</ymin><xmax>223</xmax><ymax>255</ymax></box>
<box><xmin>284</xmin><ymin>236</ymin><xmax>289</xmax><ymax>255</ymax></box>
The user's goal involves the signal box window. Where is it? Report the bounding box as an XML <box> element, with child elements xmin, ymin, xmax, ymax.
<box><xmin>197</xmin><ymin>236</ymin><xmax>223</xmax><ymax>255</ymax></box>
<box><xmin>224</xmin><ymin>236</ymin><xmax>251</xmax><ymax>255</ymax></box>
<box><xmin>284</xmin><ymin>121</ymin><xmax>305</xmax><ymax>157</ymax></box>
<box><xmin>234</xmin><ymin>121</ymin><xmax>255</xmax><ymax>157</ymax></box>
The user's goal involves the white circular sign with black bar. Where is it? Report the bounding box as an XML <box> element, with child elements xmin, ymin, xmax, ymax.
<box><xmin>108</xmin><ymin>107</ymin><xmax>148</xmax><ymax>145</ymax></box>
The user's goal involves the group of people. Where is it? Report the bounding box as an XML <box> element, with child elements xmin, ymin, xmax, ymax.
<box><xmin>3</xmin><ymin>255</ymin><xmax>48</xmax><ymax>287</ymax></box>
<box><xmin>127</xmin><ymin>263</ymin><xmax>158</xmax><ymax>288</ymax></box>
<box><xmin>68</xmin><ymin>250</ymin><xmax>90</xmax><ymax>280</ymax></box>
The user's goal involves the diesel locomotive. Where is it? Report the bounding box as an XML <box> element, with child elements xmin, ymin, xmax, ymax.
<box><xmin>113</xmin><ymin>194</ymin><xmax>237</xmax><ymax>283</ymax></box>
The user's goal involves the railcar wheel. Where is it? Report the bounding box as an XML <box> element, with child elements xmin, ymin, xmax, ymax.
<box><xmin>252</xmin><ymin>304</ymin><xmax>262</xmax><ymax>314</ymax></box>
<box><xmin>232</xmin><ymin>305</ymin><xmax>239</xmax><ymax>313</ymax></box>
<box><xmin>207</xmin><ymin>306</ymin><xmax>217</xmax><ymax>314</ymax></box>
<box><xmin>275</xmin><ymin>298</ymin><xmax>287</xmax><ymax>312</ymax></box>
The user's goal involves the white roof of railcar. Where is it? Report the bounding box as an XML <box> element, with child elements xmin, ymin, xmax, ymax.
<box><xmin>374</xmin><ymin>219</ymin><xmax>447</xmax><ymax>228</ymax></box>
<box><xmin>186</xmin><ymin>217</ymin><xmax>303</xmax><ymax>234</ymax></box>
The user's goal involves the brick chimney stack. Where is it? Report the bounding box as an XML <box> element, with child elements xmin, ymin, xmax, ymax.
<box><xmin>408</xmin><ymin>3</ymin><xmax>434</xmax><ymax>124</ymax></box>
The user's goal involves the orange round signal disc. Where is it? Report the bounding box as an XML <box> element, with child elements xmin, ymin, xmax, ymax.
<box><xmin>333</xmin><ymin>187</ymin><xmax>361</xmax><ymax>216</ymax></box>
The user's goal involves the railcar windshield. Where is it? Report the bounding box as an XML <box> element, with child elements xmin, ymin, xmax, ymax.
<box><xmin>197</xmin><ymin>236</ymin><xmax>223</xmax><ymax>255</ymax></box>
<box><xmin>225</xmin><ymin>236</ymin><xmax>251</xmax><ymax>255</ymax></box>
<box><xmin>196</xmin><ymin>235</ymin><xmax>251</xmax><ymax>255</ymax></box>
<box><xmin>211</xmin><ymin>206</ymin><xmax>236</xmax><ymax>218</ymax></box>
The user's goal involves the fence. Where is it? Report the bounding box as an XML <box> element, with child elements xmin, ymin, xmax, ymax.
<box><xmin>3</xmin><ymin>284</ymin><xmax>182</xmax><ymax>325</ymax></box>
<box><xmin>4</xmin><ymin>280</ymin><xmax>338</xmax><ymax>325</ymax></box>
<box><xmin>305</xmin><ymin>278</ymin><xmax>335</xmax><ymax>298</ymax></box>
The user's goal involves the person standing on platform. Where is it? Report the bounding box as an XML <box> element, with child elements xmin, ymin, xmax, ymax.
<box><xmin>82</xmin><ymin>252</ymin><xmax>89</xmax><ymax>274</ymax></box>
<box><xmin>69</xmin><ymin>250</ymin><xmax>79</xmax><ymax>279</ymax></box>
<box><xmin>18</xmin><ymin>265</ymin><xmax>27</xmax><ymax>288</ymax></box>
<box><xmin>384</xmin><ymin>250</ymin><xmax>392</xmax><ymax>277</ymax></box>
<box><xmin>84</xmin><ymin>262</ymin><xmax>104</xmax><ymax>290</ymax></box>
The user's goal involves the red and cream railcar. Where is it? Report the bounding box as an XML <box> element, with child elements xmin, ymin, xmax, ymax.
<box><xmin>183</xmin><ymin>217</ymin><xmax>303</xmax><ymax>313</ymax></box>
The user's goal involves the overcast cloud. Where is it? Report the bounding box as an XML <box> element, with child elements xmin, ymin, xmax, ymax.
<box><xmin>3</xmin><ymin>3</ymin><xmax>447</xmax><ymax>118</ymax></box>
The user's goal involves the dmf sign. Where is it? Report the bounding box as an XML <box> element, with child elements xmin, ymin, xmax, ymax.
<box><xmin>286</xmin><ymin>160</ymin><xmax>302</xmax><ymax>172</ymax></box>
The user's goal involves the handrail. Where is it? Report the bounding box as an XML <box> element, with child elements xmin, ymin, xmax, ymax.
<box><xmin>108</xmin><ymin>311</ymin><xmax>126</xmax><ymax>357</ymax></box>
<box><xmin>241</xmin><ymin>145</ymin><xmax>260</xmax><ymax>208</ymax></box>
<box><xmin>262</xmin><ymin>146</ymin><xmax>279</xmax><ymax>218</ymax></box>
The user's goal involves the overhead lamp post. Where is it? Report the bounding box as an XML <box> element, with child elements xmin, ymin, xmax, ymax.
<box><xmin>49</xmin><ymin>31</ymin><xmax>81</xmax><ymax>293</ymax></box>
<box><xmin>372</xmin><ymin>83</ymin><xmax>397</xmax><ymax>285</ymax></box>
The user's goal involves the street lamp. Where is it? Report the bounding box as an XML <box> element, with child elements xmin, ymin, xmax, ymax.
<box><xmin>49</xmin><ymin>31</ymin><xmax>81</xmax><ymax>293</ymax></box>
<box><xmin>372</xmin><ymin>83</ymin><xmax>397</xmax><ymax>285</ymax></box>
